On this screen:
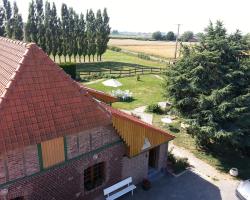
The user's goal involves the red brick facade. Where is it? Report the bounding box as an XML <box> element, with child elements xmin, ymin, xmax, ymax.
<box><xmin>0</xmin><ymin>125</ymin><xmax>126</xmax><ymax>200</ymax></box>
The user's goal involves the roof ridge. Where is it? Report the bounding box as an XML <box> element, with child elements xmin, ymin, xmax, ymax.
<box><xmin>0</xmin><ymin>37</ymin><xmax>29</xmax><ymax>48</ymax></box>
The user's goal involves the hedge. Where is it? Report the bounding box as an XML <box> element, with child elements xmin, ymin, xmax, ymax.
<box><xmin>59</xmin><ymin>63</ymin><xmax>76</xmax><ymax>80</ymax></box>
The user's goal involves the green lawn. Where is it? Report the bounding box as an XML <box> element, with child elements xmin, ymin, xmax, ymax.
<box><xmin>53</xmin><ymin>50</ymin><xmax>167</xmax><ymax>71</ymax></box>
<box><xmin>84</xmin><ymin>74</ymin><xmax>164</xmax><ymax>110</ymax></box>
<box><xmin>153</xmin><ymin>114</ymin><xmax>250</xmax><ymax>179</ymax></box>
<box><xmin>76</xmin><ymin>50</ymin><xmax>167</xmax><ymax>72</ymax></box>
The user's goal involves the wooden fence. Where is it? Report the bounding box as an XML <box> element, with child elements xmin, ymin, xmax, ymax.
<box><xmin>77</xmin><ymin>67</ymin><xmax>167</xmax><ymax>78</ymax></box>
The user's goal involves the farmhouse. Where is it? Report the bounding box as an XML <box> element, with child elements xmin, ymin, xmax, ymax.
<box><xmin>0</xmin><ymin>37</ymin><xmax>174</xmax><ymax>200</ymax></box>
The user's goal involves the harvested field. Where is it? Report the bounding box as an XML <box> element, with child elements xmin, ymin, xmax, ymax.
<box><xmin>109</xmin><ymin>39</ymin><xmax>195</xmax><ymax>59</ymax></box>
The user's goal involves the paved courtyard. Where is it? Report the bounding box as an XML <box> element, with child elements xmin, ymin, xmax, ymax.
<box><xmin>122</xmin><ymin>170</ymin><xmax>238</xmax><ymax>200</ymax></box>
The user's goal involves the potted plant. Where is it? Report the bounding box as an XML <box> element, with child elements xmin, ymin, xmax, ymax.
<box><xmin>142</xmin><ymin>178</ymin><xmax>151</xmax><ymax>191</ymax></box>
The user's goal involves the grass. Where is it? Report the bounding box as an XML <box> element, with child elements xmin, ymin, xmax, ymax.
<box><xmin>53</xmin><ymin>50</ymin><xmax>167</xmax><ymax>71</ymax></box>
<box><xmin>153</xmin><ymin>114</ymin><xmax>250</xmax><ymax>179</ymax></box>
<box><xmin>76</xmin><ymin>50</ymin><xmax>167</xmax><ymax>72</ymax></box>
<box><xmin>84</xmin><ymin>74</ymin><xmax>164</xmax><ymax>110</ymax></box>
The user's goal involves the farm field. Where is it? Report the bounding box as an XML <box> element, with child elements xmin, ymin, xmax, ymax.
<box><xmin>109</xmin><ymin>38</ymin><xmax>192</xmax><ymax>59</ymax></box>
<box><xmin>84</xmin><ymin>74</ymin><xmax>164</xmax><ymax>110</ymax></box>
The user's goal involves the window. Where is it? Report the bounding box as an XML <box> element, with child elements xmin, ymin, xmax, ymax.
<box><xmin>41</xmin><ymin>137</ymin><xmax>65</xmax><ymax>169</ymax></box>
<box><xmin>84</xmin><ymin>162</ymin><xmax>105</xmax><ymax>191</ymax></box>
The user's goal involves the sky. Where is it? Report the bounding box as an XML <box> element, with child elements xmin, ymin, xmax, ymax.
<box><xmin>4</xmin><ymin>0</ymin><xmax>250</xmax><ymax>34</ymax></box>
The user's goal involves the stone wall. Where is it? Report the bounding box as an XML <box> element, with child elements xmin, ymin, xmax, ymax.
<box><xmin>121</xmin><ymin>151</ymin><xmax>149</xmax><ymax>184</ymax></box>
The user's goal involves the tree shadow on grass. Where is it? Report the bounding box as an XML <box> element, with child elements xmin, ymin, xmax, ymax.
<box><xmin>76</xmin><ymin>61</ymin><xmax>157</xmax><ymax>71</ymax></box>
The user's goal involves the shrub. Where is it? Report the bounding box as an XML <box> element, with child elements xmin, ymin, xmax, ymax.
<box><xmin>138</xmin><ymin>53</ymin><xmax>150</xmax><ymax>60</ymax></box>
<box><xmin>146</xmin><ymin>103</ymin><xmax>163</xmax><ymax>114</ymax></box>
<box><xmin>168</xmin><ymin>150</ymin><xmax>190</xmax><ymax>174</ymax></box>
<box><xmin>111</xmin><ymin>89</ymin><xmax>133</xmax><ymax>102</ymax></box>
<box><xmin>108</xmin><ymin>46</ymin><xmax>122</xmax><ymax>52</ymax></box>
<box><xmin>60</xmin><ymin>63</ymin><xmax>76</xmax><ymax>80</ymax></box>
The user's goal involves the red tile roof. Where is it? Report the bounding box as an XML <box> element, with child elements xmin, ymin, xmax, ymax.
<box><xmin>0</xmin><ymin>37</ymin><xmax>111</xmax><ymax>152</ymax></box>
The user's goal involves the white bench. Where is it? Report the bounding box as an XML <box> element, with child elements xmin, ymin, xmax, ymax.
<box><xmin>103</xmin><ymin>177</ymin><xmax>136</xmax><ymax>200</ymax></box>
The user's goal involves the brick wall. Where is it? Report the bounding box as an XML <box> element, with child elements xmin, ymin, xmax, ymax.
<box><xmin>0</xmin><ymin>145</ymin><xmax>40</xmax><ymax>186</ymax></box>
<box><xmin>3</xmin><ymin>143</ymin><xmax>125</xmax><ymax>200</ymax></box>
<box><xmin>157</xmin><ymin>143</ymin><xmax>168</xmax><ymax>171</ymax></box>
<box><xmin>66</xmin><ymin>125</ymin><xmax>120</xmax><ymax>160</ymax></box>
<box><xmin>122</xmin><ymin>152</ymin><xmax>149</xmax><ymax>184</ymax></box>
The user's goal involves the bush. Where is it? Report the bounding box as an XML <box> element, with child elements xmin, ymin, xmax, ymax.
<box><xmin>138</xmin><ymin>53</ymin><xmax>150</xmax><ymax>60</ymax></box>
<box><xmin>108</xmin><ymin>46</ymin><xmax>122</xmax><ymax>52</ymax></box>
<box><xmin>60</xmin><ymin>63</ymin><xmax>76</xmax><ymax>80</ymax></box>
<box><xmin>168</xmin><ymin>150</ymin><xmax>190</xmax><ymax>174</ymax></box>
<box><xmin>111</xmin><ymin>89</ymin><xmax>133</xmax><ymax>102</ymax></box>
<box><xmin>146</xmin><ymin>103</ymin><xmax>163</xmax><ymax>114</ymax></box>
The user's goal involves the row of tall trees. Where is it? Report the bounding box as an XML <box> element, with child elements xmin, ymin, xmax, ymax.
<box><xmin>25</xmin><ymin>0</ymin><xmax>110</xmax><ymax>62</ymax></box>
<box><xmin>0</xmin><ymin>0</ymin><xmax>23</xmax><ymax>40</ymax></box>
<box><xmin>0</xmin><ymin>0</ymin><xmax>111</xmax><ymax>63</ymax></box>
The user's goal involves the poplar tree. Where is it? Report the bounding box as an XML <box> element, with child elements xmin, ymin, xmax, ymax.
<box><xmin>57</xmin><ymin>18</ymin><xmax>63</xmax><ymax>63</ymax></box>
<box><xmin>99</xmin><ymin>8</ymin><xmax>110</xmax><ymax>61</ymax></box>
<box><xmin>12</xmin><ymin>2</ymin><xmax>23</xmax><ymax>40</ymax></box>
<box><xmin>86</xmin><ymin>9</ymin><xmax>96</xmax><ymax>62</ymax></box>
<box><xmin>0</xmin><ymin>6</ymin><xmax>5</xmax><ymax>36</ymax></box>
<box><xmin>25</xmin><ymin>0</ymin><xmax>37</xmax><ymax>42</ymax></box>
<box><xmin>78</xmin><ymin>13</ymin><xmax>86</xmax><ymax>62</ymax></box>
<box><xmin>51</xmin><ymin>3</ymin><xmax>58</xmax><ymax>61</ymax></box>
<box><xmin>95</xmin><ymin>9</ymin><xmax>103</xmax><ymax>61</ymax></box>
<box><xmin>2</xmin><ymin>0</ymin><xmax>12</xmax><ymax>38</ymax></box>
<box><xmin>73</xmin><ymin>12</ymin><xmax>79</xmax><ymax>62</ymax></box>
<box><xmin>61</xmin><ymin>3</ymin><xmax>69</xmax><ymax>62</ymax></box>
<box><xmin>44</xmin><ymin>1</ymin><xmax>52</xmax><ymax>55</ymax></box>
<box><xmin>67</xmin><ymin>8</ymin><xmax>74</xmax><ymax>62</ymax></box>
<box><xmin>36</xmin><ymin>0</ymin><xmax>46</xmax><ymax>50</ymax></box>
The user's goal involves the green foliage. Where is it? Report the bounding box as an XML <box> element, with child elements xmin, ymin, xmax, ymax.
<box><xmin>164</xmin><ymin>21</ymin><xmax>250</xmax><ymax>154</ymax></box>
<box><xmin>146</xmin><ymin>103</ymin><xmax>163</xmax><ymax>114</ymax></box>
<box><xmin>11</xmin><ymin>2</ymin><xmax>23</xmax><ymax>40</ymax></box>
<box><xmin>152</xmin><ymin>31</ymin><xmax>162</xmax><ymax>40</ymax></box>
<box><xmin>25</xmin><ymin>0</ymin><xmax>38</xmax><ymax>42</ymax></box>
<box><xmin>108</xmin><ymin>46</ymin><xmax>122</xmax><ymax>52</ymax></box>
<box><xmin>165</xmin><ymin>31</ymin><xmax>175</xmax><ymax>41</ymax></box>
<box><xmin>168</xmin><ymin>150</ymin><xmax>190</xmax><ymax>174</ymax></box>
<box><xmin>86</xmin><ymin>9</ymin><xmax>96</xmax><ymax>62</ymax></box>
<box><xmin>59</xmin><ymin>63</ymin><xmax>76</xmax><ymax>79</ymax></box>
<box><xmin>180</xmin><ymin>31</ymin><xmax>194</xmax><ymax>42</ymax></box>
<box><xmin>0</xmin><ymin>7</ymin><xmax>4</xmax><ymax>36</ymax></box>
<box><xmin>2</xmin><ymin>0</ymin><xmax>12</xmax><ymax>38</ymax></box>
<box><xmin>138</xmin><ymin>53</ymin><xmax>150</xmax><ymax>60</ymax></box>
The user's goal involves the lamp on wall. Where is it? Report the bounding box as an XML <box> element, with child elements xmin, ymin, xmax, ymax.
<box><xmin>93</xmin><ymin>154</ymin><xmax>98</xmax><ymax>160</ymax></box>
